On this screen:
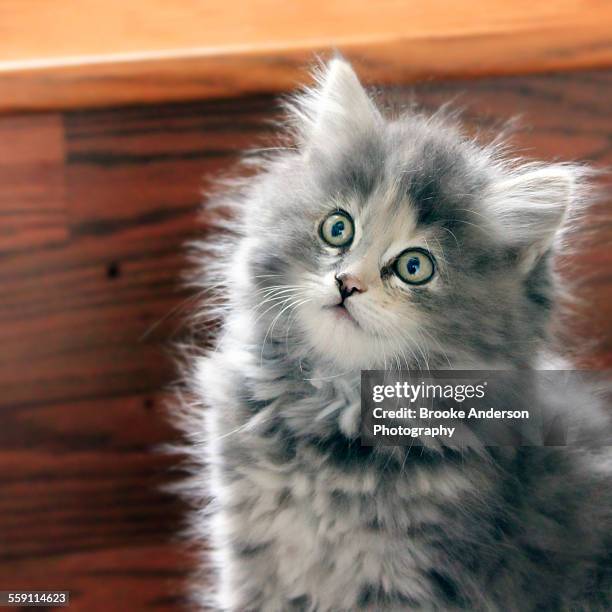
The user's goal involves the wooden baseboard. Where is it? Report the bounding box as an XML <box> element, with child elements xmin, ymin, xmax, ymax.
<box><xmin>1</xmin><ymin>1</ymin><xmax>612</xmax><ymax>112</ymax></box>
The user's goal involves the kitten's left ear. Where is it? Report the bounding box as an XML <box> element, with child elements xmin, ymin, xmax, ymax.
<box><xmin>486</xmin><ymin>163</ymin><xmax>590</xmax><ymax>270</ymax></box>
<box><xmin>289</xmin><ymin>57</ymin><xmax>382</xmax><ymax>152</ymax></box>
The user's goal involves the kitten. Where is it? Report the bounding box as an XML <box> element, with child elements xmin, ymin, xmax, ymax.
<box><xmin>178</xmin><ymin>59</ymin><xmax>612</xmax><ymax>610</ymax></box>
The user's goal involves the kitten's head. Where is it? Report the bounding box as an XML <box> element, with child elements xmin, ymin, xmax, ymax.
<box><xmin>231</xmin><ymin>59</ymin><xmax>588</xmax><ymax>371</ymax></box>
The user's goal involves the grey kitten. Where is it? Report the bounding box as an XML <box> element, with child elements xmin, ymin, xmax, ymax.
<box><xmin>178</xmin><ymin>59</ymin><xmax>612</xmax><ymax>610</ymax></box>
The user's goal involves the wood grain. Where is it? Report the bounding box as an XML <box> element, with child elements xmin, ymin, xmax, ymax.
<box><xmin>0</xmin><ymin>71</ymin><xmax>611</xmax><ymax>610</ymax></box>
<box><xmin>2</xmin><ymin>1</ymin><xmax>612</xmax><ymax>112</ymax></box>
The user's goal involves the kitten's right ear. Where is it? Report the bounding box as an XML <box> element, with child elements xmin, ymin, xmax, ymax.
<box><xmin>288</xmin><ymin>58</ymin><xmax>382</xmax><ymax>152</ymax></box>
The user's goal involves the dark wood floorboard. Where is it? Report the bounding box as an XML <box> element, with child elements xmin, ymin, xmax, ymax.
<box><xmin>0</xmin><ymin>71</ymin><xmax>611</xmax><ymax>610</ymax></box>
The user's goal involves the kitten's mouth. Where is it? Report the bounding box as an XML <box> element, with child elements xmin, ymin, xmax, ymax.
<box><xmin>327</xmin><ymin>302</ymin><xmax>359</xmax><ymax>327</ymax></box>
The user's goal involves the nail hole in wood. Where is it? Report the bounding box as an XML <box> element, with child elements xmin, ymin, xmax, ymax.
<box><xmin>107</xmin><ymin>262</ymin><xmax>121</xmax><ymax>279</ymax></box>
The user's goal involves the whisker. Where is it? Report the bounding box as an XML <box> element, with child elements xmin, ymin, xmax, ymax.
<box><xmin>259</xmin><ymin>295</ymin><xmax>310</xmax><ymax>366</ymax></box>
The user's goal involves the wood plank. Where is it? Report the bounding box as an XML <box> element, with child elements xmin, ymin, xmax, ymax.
<box><xmin>1</xmin><ymin>1</ymin><xmax>612</xmax><ymax>112</ymax></box>
<box><xmin>0</xmin><ymin>99</ymin><xmax>273</xmax><ymax>409</ymax></box>
<box><xmin>2</xmin><ymin>544</ymin><xmax>193</xmax><ymax>611</ymax></box>
<box><xmin>0</xmin><ymin>391</ymin><xmax>179</xmax><ymax>453</ymax></box>
<box><xmin>0</xmin><ymin>114</ymin><xmax>68</xmax><ymax>251</ymax></box>
<box><xmin>0</xmin><ymin>391</ymin><xmax>194</xmax><ymax>610</ymax></box>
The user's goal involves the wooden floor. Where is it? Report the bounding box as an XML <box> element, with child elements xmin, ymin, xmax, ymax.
<box><xmin>1</xmin><ymin>70</ymin><xmax>611</xmax><ymax>610</ymax></box>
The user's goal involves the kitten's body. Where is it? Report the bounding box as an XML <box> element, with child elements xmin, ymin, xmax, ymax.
<box><xmin>179</xmin><ymin>60</ymin><xmax>612</xmax><ymax>610</ymax></box>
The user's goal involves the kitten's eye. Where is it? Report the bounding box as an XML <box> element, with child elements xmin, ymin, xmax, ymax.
<box><xmin>393</xmin><ymin>249</ymin><xmax>435</xmax><ymax>285</ymax></box>
<box><xmin>319</xmin><ymin>211</ymin><xmax>354</xmax><ymax>248</ymax></box>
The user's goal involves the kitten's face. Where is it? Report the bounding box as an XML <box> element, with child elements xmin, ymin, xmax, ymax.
<box><xmin>295</xmin><ymin>176</ymin><xmax>450</xmax><ymax>370</ymax></box>
<box><xmin>239</xmin><ymin>60</ymin><xmax>578</xmax><ymax>371</ymax></box>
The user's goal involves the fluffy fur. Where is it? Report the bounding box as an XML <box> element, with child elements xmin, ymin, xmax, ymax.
<box><xmin>176</xmin><ymin>59</ymin><xmax>612</xmax><ymax>610</ymax></box>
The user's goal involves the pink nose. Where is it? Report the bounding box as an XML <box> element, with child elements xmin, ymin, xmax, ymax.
<box><xmin>335</xmin><ymin>273</ymin><xmax>366</xmax><ymax>300</ymax></box>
